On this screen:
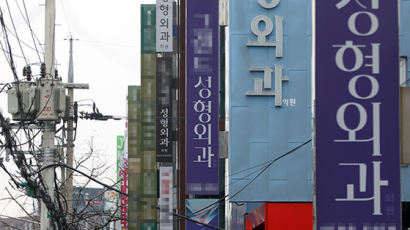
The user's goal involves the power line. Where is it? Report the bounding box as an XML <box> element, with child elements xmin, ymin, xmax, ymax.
<box><xmin>33</xmin><ymin>163</ymin><xmax>127</xmax><ymax>196</ymax></box>
<box><xmin>0</xmin><ymin>38</ymin><xmax>12</xmax><ymax>66</ymax></box>
<box><xmin>79</xmin><ymin>39</ymin><xmax>139</xmax><ymax>48</ymax></box>
<box><xmin>32</xmin><ymin>163</ymin><xmax>224</xmax><ymax>230</ymax></box>
<box><xmin>0</xmin><ymin>8</ymin><xmax>19</xmax><ymax>81</ymax></box>
<box><xmin>231</xmin><ymin>139</ymin><xmax>312</xmax><ymax>200</ymax></box>
<box><xmin>20</xmin><ymin>0</ymin><xmax>44</xmax><ymax>62</ymax></box>
<box><xmin>5</xmin><ymin>0</ymin><xmax>28</xmax><ymax>65</ymax></box>
<box><xmin>3</xmin><ymin>24</ymin><xmax>43</xmax><ymax>56</ymax></box>
<box><xmin>0</xmin><ymin>44</ymin><xmax>26</xmax><ymax>59</ymax></box>
<box><xmin>171</xmin><ymin>212</ymin><xmax>222</xmax><ymax>230</ymax></box>
<box><xmin>186</xmin><ymin>139</ymin><xmax>312</xmax><ymax>218</ymax></box>
<box><xmin>0</xmin><ymin>111</ymin><xmax>68</xmax><ymax>229</ymax></box>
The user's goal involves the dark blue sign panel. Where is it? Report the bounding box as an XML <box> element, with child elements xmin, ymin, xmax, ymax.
<box><xmin>186</xmin><ymin>0</ymin><xmax>219</xmax><ymax>194</ymax></box>
<box><xmin>186</xmin><ymin>199</ymin><xmax>218</xmax><ymax>230</ymax></box>
<box><xmin>316</xmin><ymin>1</ymin><xmax>401</xmax><ymax>229</ymax></box>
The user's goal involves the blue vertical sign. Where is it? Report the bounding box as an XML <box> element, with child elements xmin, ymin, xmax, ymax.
<box><xmin>316</xmin><ymin>0</ymin><xmax>401</xmax><ymax>229</ymax></box>
<box><xmin>186</xmin><ymin>0</ymin><xmax>219</xmax><ymax>195</ymax></box>
<box><xmin>229</xmin><ymin>0</ymin><xmax>312</xmax><ymax>201</ymax></box>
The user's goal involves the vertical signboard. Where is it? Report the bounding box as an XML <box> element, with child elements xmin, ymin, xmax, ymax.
<box><xmin>120</xmin><ymin>132</ymin><xmax>129</xmax><ymax>229</ymax></box>
<box><xmin>159</xmin><ymin>167</ymin><xmax>173</xmax><ymax>230</ymax></box>
<box><xmin>128</xmin><ymin>86</ymin><xmax>141</xmax><ymax>229</ymax></box>
<box><xmin>186</xmin><ymin>199</ymin><xmax>218</xmax><ymax>230</ymax></box>
<box><xmin>141</xmin><ymin>5</ymin><xmax>158</xmax><ymax>228</ymax></box>
<box><xmin>116</xmin><ymin>135</ymin><xmax>127</xmax><ymax>229</ymax></box>
<box><xmin>156</xmin><ymin>0</ymin><xmax>173</xmax><ymax>52</ymax></box>
<box><xmin>157</xmin><ymin>54</ymin><xmax>173</xmax><ymax>162</ymax></box>
<box><xmin>229</xmin><ymin>0</ymin><xmax>312</xmax><ymax>201</ymax></box>
<box><xmin>186</xmin><ymin>0</ymin><xmax>219</xmax><ymax>195</ymax></box>
<box><xmin>142</xmin><ymin>4</ymin><xmax>156</xmax><ymax>53</ymax></box>
<box><xmin>141</xmin><ymin>53</ymin><xmax>157</xmax><ymax>201</ymax></box>
<box><xmin>116</xmin><ymin>135</ymin><xmax>124</xmax><ymax>198</ymax></box>
<box><xmin>316</xmin><ymin>1</ymin><xmax>401</xmax><ymax>229</ymax></box>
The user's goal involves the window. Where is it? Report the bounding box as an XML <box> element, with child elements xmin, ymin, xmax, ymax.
<box><xmin>400</xmin><ymin>56</ymin><xmax>408</xmax><ymax>86</ymax></box>
<box><xmin>403</xmin><ymin>202</ymin><xmax>410</xmax><ymax>229</ymax></box>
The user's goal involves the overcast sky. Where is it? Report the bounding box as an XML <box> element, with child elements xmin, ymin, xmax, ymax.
<box><xmin>0</xmin><ymin>0</ymin><xmax>155</xmax><ymax>217</ymax></box>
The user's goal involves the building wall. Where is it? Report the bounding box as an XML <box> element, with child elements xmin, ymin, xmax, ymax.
<box><xmin>400</xmin><ymin>0</ymin><xmax>410</xmax><ymax>202</ymax></box>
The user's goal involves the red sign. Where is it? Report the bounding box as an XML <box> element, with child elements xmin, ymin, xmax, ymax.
<box><xmin>246</xmin><ymin>203</ymin><xmax>312</xmax><ymax>230</ymax></box>
<box><xmin>120</xmin><ymin>165</ymin><xmax>128</xmax><ymax>228</ymax></box>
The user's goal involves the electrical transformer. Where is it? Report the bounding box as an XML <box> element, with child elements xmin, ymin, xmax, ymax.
<box><xmin>7</xmin><ymin>79</ymin><xmax>66</xmax><ymax>122</ymax></box>
<box><xmin>7</xmin><ymin>81</ymin><xmax>39</xmax><ymax>121</ymax></box>
<box><xmin>36</xmin><ymin>79</ymin><xmax>66</xmax><ymax>122</ymax></box>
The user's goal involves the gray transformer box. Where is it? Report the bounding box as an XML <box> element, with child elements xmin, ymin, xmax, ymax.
<box><xmin>8</xmin><ymin>79</ymin><xmax>66</xmax><ymax>122</ymax></box>
<box><xmin>36</xmin><ymin>79</ymin><xmax>66</xmax><ymax>122</ymax></box>
<box><xmin>7</xmin><ymin>82</ymin><xmax>39</xmax><ymax>121</ymax></box>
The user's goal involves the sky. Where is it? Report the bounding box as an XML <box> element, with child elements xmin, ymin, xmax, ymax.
<box><xmin>0</xmin><ymin>0</ymin><xmax>155</xmax><ymax>217</ymax></box>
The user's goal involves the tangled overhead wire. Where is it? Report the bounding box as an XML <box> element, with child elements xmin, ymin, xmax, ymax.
<box><xmin>0</xmin><ymin>3</ymin><xmax>127</xmax><ymax>229</ymax></box>
<box><xmin>78</xmin><ymin>101</ymin><xmax>125</xmax><ymax>121</ymax></box>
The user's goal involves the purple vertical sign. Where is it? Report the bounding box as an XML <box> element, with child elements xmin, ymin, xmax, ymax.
<box><xmin>316</xmin><ymin>0</ymin><xmax>401</xmax><ymax>229</ymax></box>
<box><xmin>186</xmin><ymin>0</ymin><xmax>219</xmax><ymax>195</ymax></box>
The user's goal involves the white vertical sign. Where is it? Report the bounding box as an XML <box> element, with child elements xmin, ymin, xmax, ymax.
<box><xmin>159</xmin><ymin>167</ymin><xmax>173</xmax><ymax>230</ymax></box>
<box><xmin>156</xmin><ymin>0</ymin><xmax>173</xmax><ymax>52</ymax></box>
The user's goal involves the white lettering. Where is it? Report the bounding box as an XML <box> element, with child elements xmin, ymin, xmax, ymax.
<box><xmin>258</xmin><ymin>0</ymin><xmax>280</xmax><ymax>9</ymax></box>
<box><xmin>348</xmin><ymin>75</ymin><xmax>379</xmax><ymax>99</ymax></box>
<box><xmin>348</xmin><ymin>11</ymin><xmax>379</xmax><ymax>36</ymax></box>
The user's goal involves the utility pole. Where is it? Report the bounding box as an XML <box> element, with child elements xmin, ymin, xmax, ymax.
<box><xmin>7</xmin><ymin>0</ymin><xmax>64</xmax><ymax>228</ymax></box>
<box><xmin>40</xmin><ymin>0</ymin><xmax>56</xmax><ymax>229</ymax></box>
<box><xmin>40</xmin><ymin>123</ymin><xmax>55</xmax><ymax>230</ymax></box>
<box><xmin>6</xmin><ymin>1</ymin><xmax>86</xmax><ymax>229</ymax></box>
<box><xmin>65</xmin><ymin>35</ymin><xmax>74</xmax><ymax>224</ymax></box>
<box><xmin>63</xmin><ymin>35</ymin><xmax>88</xmax><ymax>225</ymax></box>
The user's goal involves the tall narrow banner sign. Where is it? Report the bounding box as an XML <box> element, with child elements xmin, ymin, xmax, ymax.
<box><xmin>159</xmin><ymin>167</ymin><xmax>173</xmax><ymax>230</ymax></box>
<box><xmin>316</xmin><ymin>1</ymin><xmax>401</xmax><ymax>229</ymax></box>
<box><xmin>186</xmin><ymin>0</ymin><xmax>219</xmax><ymax>195</ymax></box>
<box><xmin>120</xmin><ymin>132</ymin><xmax>128</xmax><ymax>229</ymax></box>
<box><xmin>116</xmin><ymin>135</ymin><xmax>125</xmax><ymax>223</ymax></box>
<box><xmin>156</xmin><ymin>0</ymin><xmax>173</xmax><ymax>52</ymax></box>
<box><xmin>157</xmin><ymin>54</ymin><xmax>173</xmax><ymax>162</ymax></box>
<box><xmin>141</xmin><ymin>5</ymin><xmax>158</xmax><ymax>226</ymax></box>
<box><xmin>128</xmin><ymin>86</ymin><xmax>141</xmax><ymax>229</ymax></box>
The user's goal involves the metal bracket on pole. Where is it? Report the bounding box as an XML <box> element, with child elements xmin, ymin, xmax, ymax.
<box><xmin>43</xmin><ymin>149</ymin><xmax>56</xmax><ymax>161</ymax></box>
<box><xmin>42</xmin><ymin>123</ymin><xmax>55</xmax><ymax>132</ymax></box>
<box><xmin>10</xmin><ymin>124</ymin><xmax>43</xmax><ymax>130</ymax></box>
<box><xmin>62</xmin><ymin>83</ymin><xmax>89</xmax><ymax>89</ymax></box>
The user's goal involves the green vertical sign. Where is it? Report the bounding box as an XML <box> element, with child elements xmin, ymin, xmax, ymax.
<box><xmin>128</xmin><ymin>86</ymin><xmax>142</xmax><ymax>229</ymax></box>
<box><xmin>116</xmin><ymin>135</ymin><xmax>124</xmax><ymax>190</ymax></box>
<box><xmin>140</xmin><ymin>4</ymin><xmax>157</xmax><ymax>228</ymax></box>
<box><xmin>142</xmin><ymin>5</ymin><xmax>156</xmax><ymax>53</ymax></box>
<box><xmin>141</xmin><ymin>54</ymin><xmax>158</xmax><ymax>225</ymax></box>
<box><xmin>116</xmin><ymin>135</ymin><xmax>124</xmax><ymax>219</ymax></box>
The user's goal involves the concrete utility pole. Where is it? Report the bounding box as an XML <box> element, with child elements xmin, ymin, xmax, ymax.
<box><xmin>44</xmin><ymin>0</ymin><xmax>55</xmax><ymax>77</ymax></box>
<box><xmin>7</xmin><ymin>0</ymin><xmax>79</xmax><ymax>228</ymax></box>
<box><xmin>41</xmin><ymin>0</ymin><xmax>56</xmax><ymax>229</ymax></box>
<box><xmin>65</xmin><ymin>35</ymin><xmax>75</xmax><ymax>224</ymax></box>
<box><xmin>63</xmin><ymin>35</ymin><xmax>89</xmax><ymax>224</ymax></box>
<box><xmin>40</xmin><ymin>123</ymin><xmax>55</xmax><ymax>230</ymax></box>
